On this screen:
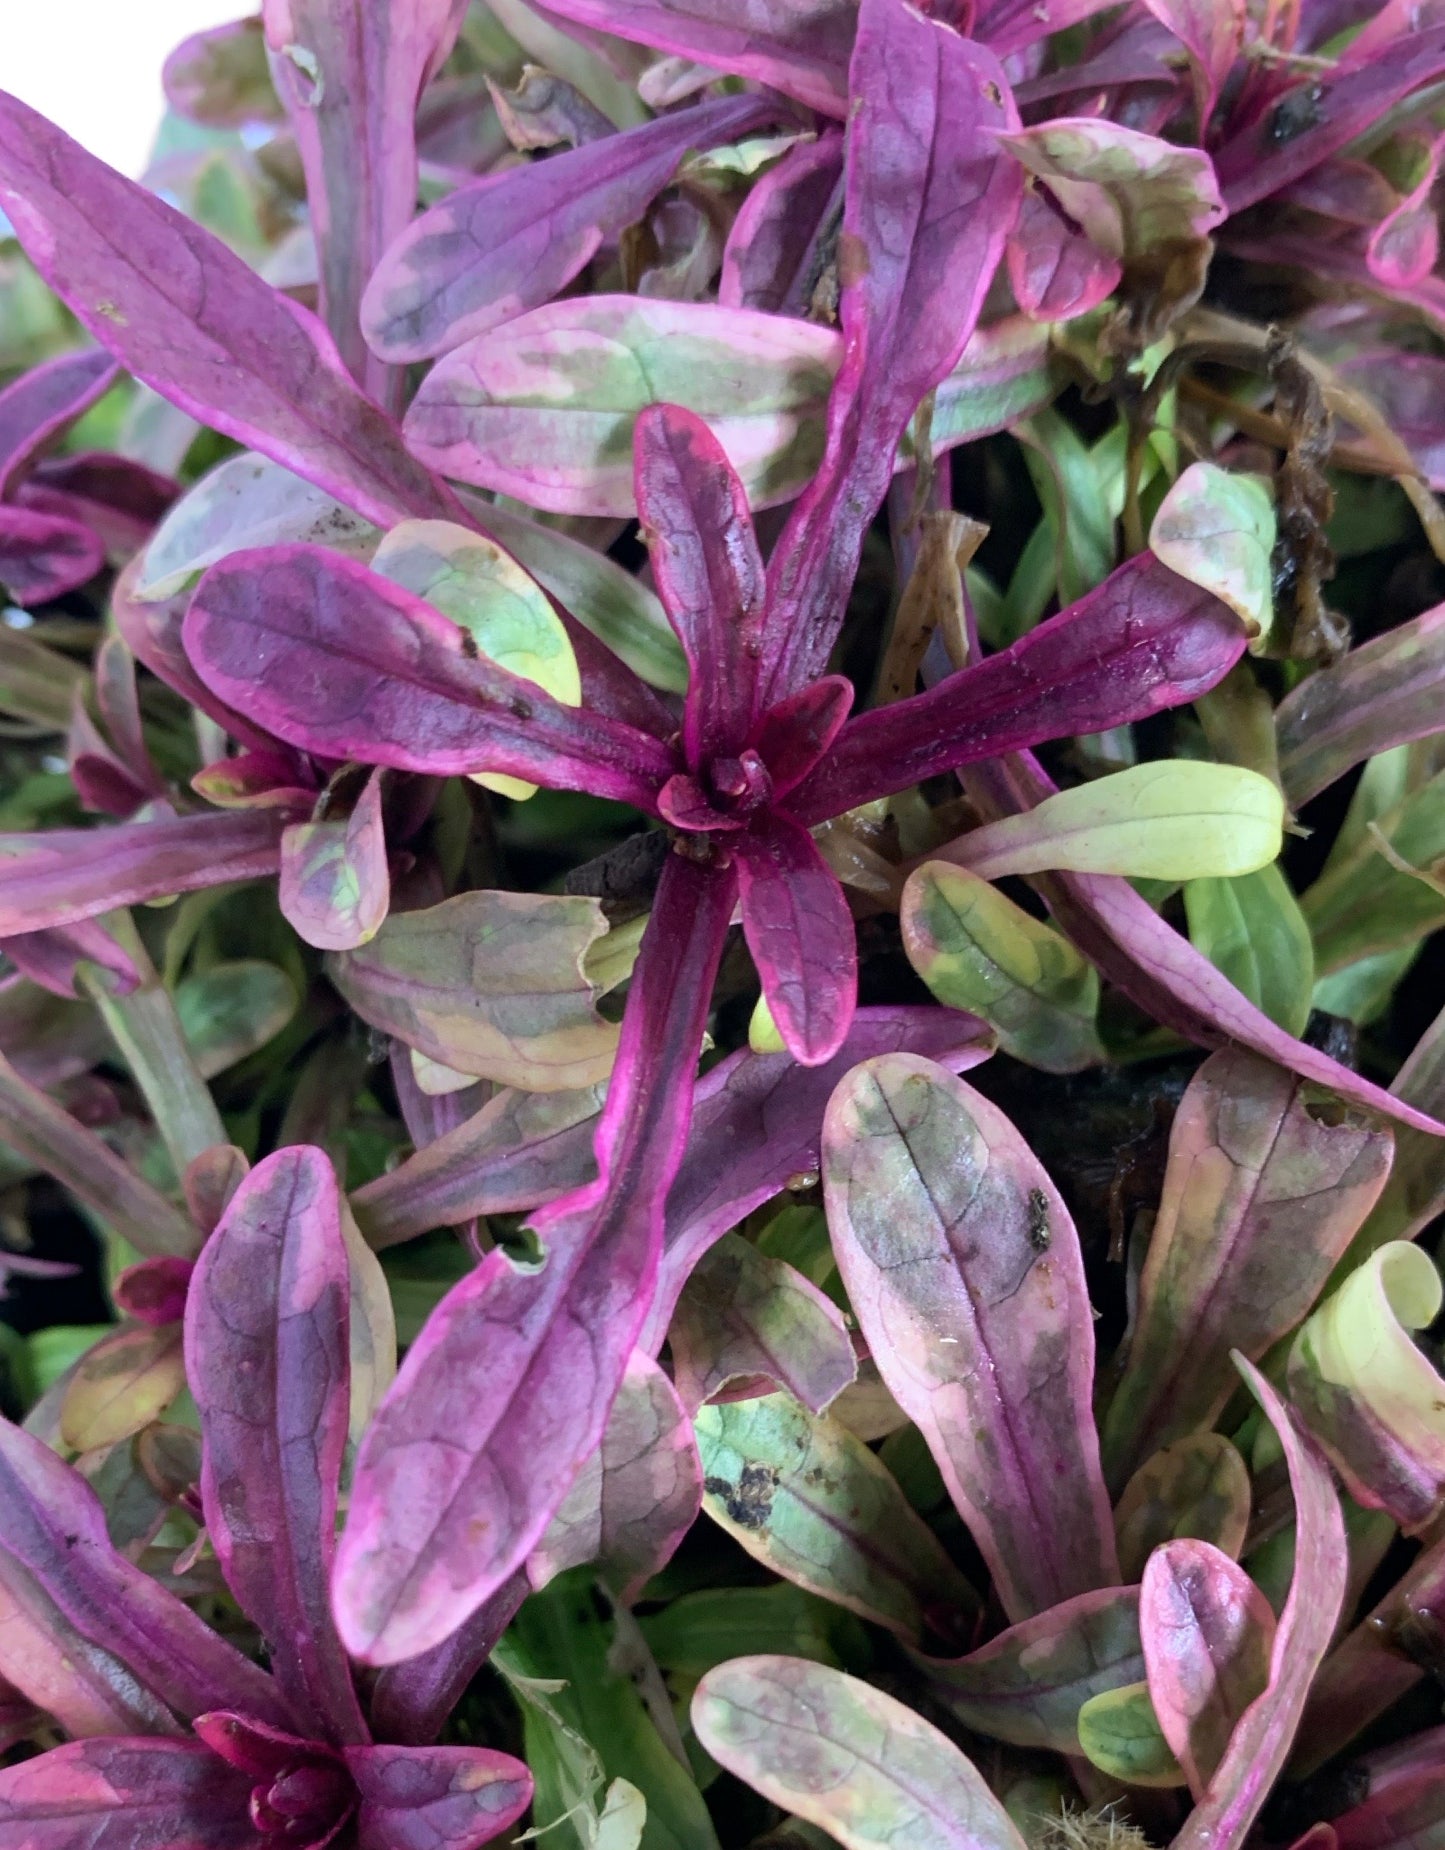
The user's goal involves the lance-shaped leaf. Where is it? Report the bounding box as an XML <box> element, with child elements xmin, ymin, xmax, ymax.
<box><xmin>280</xmin><ymin>771</ymin><xmax>390</xmax><ymax>952</ymax></box>
<box><xmin>1101</xmin><ymin>1048</ymin><xmax>1394</xmax><ymax>1488</ymax></box>
<box><xmin>329</xmin><ymin>890</ymin><xmax>619</xmax><ymax>1092</ymax></box>
<box><xmin>1141</xmin><ymin>1539</ymin><xmax>1276</xmax><ymax>1798</ymax></box>
<box><xmin>919</xmin><ymin>1585</ymin><xmax>1142</xmax><ymax>1753</ymax></box>
<box><xmin>1277</xmin><ymin>603</ymin><xmax>1445</xmax><ymax>806</ymax></box>
<box><xmin>693</xmin><ymin>1656</ymin><xmax>1029</xmax><ymax>1850</ymax></box>
<box><xmin>531</xmin><ymin>0</ymin><xmax>853</xmax><ymax>115</ymax></box>
<box><xmin>0</xmin><ymin>1739</ymin><xmax>256</xmax><ymax>1850</ymax></box>
<box><xmin>0</xmin><ymin>1416</ymin><xmax>286</xmax><ymax>1736</ymax></box>
<box><xmin>790</xmin><ymin>556</ymin><xmax>1246</xmax><ymax>822</ymax></box>
<box><xmin>58</xmin><ymin>1324</ymin><xmax>186</xmax><ymax>1453</ymax></box>
<box><xmin>721</xmin><ymin>130</ymin><xmax>844</xmax><ymax>315</ymax></box>
<box><xmin>365</xmin><ymin>93</ymin><xmax>775</xmax><ymax>362</ymax></box>
<box><xmin>760</xmin><ymin>3</ymin><xmax>1020</xmax><ymax>703</ymax></box>
<box><xmin>368</xmin><ymin>1574</ymin><xmax>529</xmax><ymax>1749</ymax></box>
<box><xmin>527</xmin><ymin>1351</ymin><xmax>700</xmax><ymax>1600</ymax></box>
<box><xmin>1142</xmin><ymin>0</ymin><xmax>1243</xmax><ymax>119</ymax></box>
<box><xmin>0</xmin><ymin>91</ymin><xmax>461</xmax><ymax>531</ymax></box>
<box><xmin>0</xmin><ymin>505</ymin><xmax>105</xmax><ymax>605</ymax></box>
<box><xmin>1114</xmin><ymin>1435</ymin><xmax>1252</xmax><ymax>1584</ymax></box>
<box><xmin>184</xmin><ymin>546</ymin><xmax>674</xmax><ymax>808</ymax></box>
<box><xmin>0</xmin><ymin>1050</ymin><xmax>199</xmax><ymax>1259</ymax></box>
<box><xmin>737</xmin><ymin>811</ymin><xmax>857</xmax><ymax>1067</ymax></box>
<box><xmin>262</xmin><ymin>0</ymin><xmax>468</xmax><ymax>392</ymax></box>
<box><xmin>902</xmin><ymin>863</ymin><xmax>1102</xmax><ymax>1074</ymax></box>
<box><xmin>1351</xmin><ymin>998</ymin><xmax>1445</xmax><ymax>1262</ymax></box>
<box><xmin>1150</xmin><ymin>463</ymin><xmax>1277</xmax><ymax>646</ymax></box>
<box><xmin>0</xmin><ymin>348</ymin><xmax>118</xmax><ymax>499</ymax></box>
<box><xmin>1303</xmin><ymin>770</ymin><xmax>1445</xmax><ymax>976</ymax></box>
<box><xmin>668</xmin><ymin>1234</ymin><xmax>856</xmax><ymax>1417</ymax></box>
<box><xmin>1184</xmin><ymin>864</ymin><xmax>1314</xmax><ymax>1038</ymax></box>
<box><xmin>1287</xmin><ymin>1242</ymin><xmax>1445</xmax><ymax>1533</ymax></box>
<box><xmin>0</xmin><ymin>917</ymin><xmax>139</xmax><ymax>1001</ymax></box>
<box><xmin>647</xmin><ymin>1005</ymin><xmax>995</xmax><ymax>1353</ymax></box>
<box><xmin>163</xmin><ymin>14</ymin><xmax>282</xmax><ymax>126</ymax></box>
<box><xmin>1168</xmin><ymin>1360</ymin><xmax>1347</xmax><ymax>1850</ymax></box>
<box><xmin>404</xmin><ymin>295</ymin><xmax>840</xmax><ymax>518</ymax></box>
<box><xmin>344</xmin><ymin>1742</ymin><xmax>533</xmax><ymax>1850</ymax></box>
<box><xmin>0</xmin><ymin>810</ymin><xmax>293</xmax><ymax>938</ymax></box>
<box><xmin>185</xmin><ymin>1146</ymin><xmax>368</xmax><ymax>1744</ymax></box>
<box><xmin>333</xmin><ymin>852</ymin><xmax>736</xmax><ymax>1664</ymax></box>
<box><xmin>824</xmin><ymin>1054</ymin><xmax>1118</xmax><ymax>1622</ymax></box>
<box><xmin>936</xmin><ymin>761</ymin><xmax>1282</xmax><ymax>884</ymax></box>
<box><xmin>695</xmin><ymin>1390</ymin><xmax>975</xmax><ymax>1643</ymax></box>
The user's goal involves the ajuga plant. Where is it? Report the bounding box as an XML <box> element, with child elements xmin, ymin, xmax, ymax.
<box><xmin>6</xmin><ymin>0</ymin><xmax>1445</xmax><ymax>1844</ymax></box>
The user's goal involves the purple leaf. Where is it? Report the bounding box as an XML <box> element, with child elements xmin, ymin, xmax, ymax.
<box><xmin>1007</xmin><ymin>187</ymin><xmax>1121</xmax><ymax>323</ymax></box>
<box><xmin>527</xmin><ymin>1350</ymin><xmax>701</xmax><ymax>1601</ymax></box>
<box><xmin>365</xmin><ymin>93</ymin><xmax>775</xmax><ymax>362</ymax></box>
<box><xmin>1100</xmin><ymin>1047</ymin><xmax>1393</xmax><ymax>1488</ymax></box>
<box><xmin>114</xmin><ymin>1255</ymin><xmax>195</xmax><ymax>1328</ymax></box>
<box><xmin>280</xmin><ymin>768</ymin><xmax>391</xmax><ymax>952</ymax></box>
<box><xmin>1140</xmin><ymin>0</ymin><xmax>1244</xmax><ymax>119</ymax></box>
<box><xmin>921</xmin><ymin>1585</ymin><xmax>1143</xmax><ymax>1752</ymax></box>
<box><xmin>0</xmin><ymin>919</ymin><xmax>140</xmax><ymax>1000</ymax></box>
<box><xmin>720</xmin><ymin>131</ymin><xmax>844</xmax><ymax>316</ymax></box>
<box><xmin>737</xmin><ymin>812</ymin><xmax>857</xmax><ymax>1067</ymax></box>
<box><xmin>0</xmin><ymin>1416</ymin><xmax>287</xmax><ymax>1736</ymax></box>
<box><xmin>333</xmin><ymin>851</ymin><xmax>735</xmax><ymax>1663</ymax></box>
<box><xmin>345</xmin><ymin>1741</ymin><xmax>533</xmax><ymax>1850</ymax></box>
<box><xmin>975</xmin><ymin>0</ymin><xmax>1126</xmax><ymax>54</ymax></box>
<box><xmin>185</xmin><ymin>1145</ymin><xmax>368</xmax><ymax>1744</ymax></box>
<box><xmin>760</xmin><ymin>0</ymin><xmax>1020</xmax><ymax>704</ymax></box>
<box><xmin>0</xmin><ymin>88</ymin><xmax>460</xmax><ymax>530</ymax></box>
<box><xmin>263</xmin><ymin>0</ymin><xmax>469</xmax><ymax>394</ymax></box>
<box><xmin>534</xmin><ymin>0</ymin><xmax>854</xmax><ymax>115</ymax></box>
<box><xmin>0</xmin><ymin>349</ymin><xmax>118</xmax><ymax>499</ymax></box>
<box><xmin>0</xmin><ymin>810</ymin><xmax>294</xmax><ymax>937</ymax></box>
<box><xmin>1141</xmin><ymin>1539</ymin><xmax>1276</xmax><ymax>1799</ymax></box>
<box><xmin>184</xmin><ymin>545</ymin><xmax>674</xmax><ymax>808</ymax></box>
<box><xmin>668</xmin><ymin>1233</ymin><xmax>857</xmax><ymax>1417</ymax></box>
<box><xmin>367</xmin><ymin>1575</ymin><xmax>529</xmax><ymax>1748</ymax></box>
<box><xmin>823</xmin><ymin>1054</ymin><xmax>1119</xmax><ymax>1622</ymax></box>
<box><xmin>163</xmin><ymin>15</ymin><xmax>282</xmax><ymax>127</ymax></box>
<box><xmin>0</xmin><ymin>504</ymin><xmax>105</xmax><ymax>605</ymax></box>
<box><xmin>0</xmin><ymin>1739</ymin><xmax>255</xmax><ymax>1850</ymax></box>
<box><xmin>635</xmin><ymin>402</ymin><xmax>766</xmax><ymax>767</ymax></box>
<box><xmin>1338</xmin><ymin>351</ymin><xmax>1445</xmax><ymax>490</ymax></box>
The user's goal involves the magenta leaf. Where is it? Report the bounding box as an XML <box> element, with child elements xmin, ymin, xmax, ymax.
<box><xmin>0</xmin><ymin>1739</ymin><xmax>255</xmax><ymax>1850</ymax></box>
<box><xmin>719</xmin><ymin>130</ymin><xmax>844</xmax><ymax>316</ymax></box>
<box><xmin>333</xmin><ymin>851</ymin><xmax>736</xmax><ymax>1664</ymax></box>
<box><xmin>367</xmin><ymin>1575</ymin><xmax>529</xmax><ymax>1748</ymax></box>
<box><xmin>263</xmin><ymin>0</ymin><xmax>468</xmax><ymax>395</ymax></box>
<box><xmin>365</xmin><ymin>93</ymin><xmax>776</xmax><ymax>362</ymax></box>
<box><xmin>345</xmin><ymin>1742</ymin><xmax>533</xmax><ymax>1850</ymax></box>
<box><xmin>824</xmin><ymin>1054</ymin><xmax>1119</xmax><ymax>1622</ymax></box>
<box><xmin>0</xmin><ymin>504</ymin><xmax>105</xmax><ymax>605</ymax></box>
<box><xmin>0</xmin><ymin>919</ymin><xmax>140</xmax><ymax>1000</ymax></box>
<box><xmin>760</xmin><ymin>0</ymin><xmax>1020</xmax><ymax>703</ymax></box>
<box><xmin>1140</xmin><ymin>0</ymin><xmax>1243</xmax><ymax>119</ymax></box>
<box><xmin>738</xmin><ymin>812</ymin><xmax>857</xmax><ymax>1067</ymax></box>
<box><xmin>280</xmin><ymin>768</ymin><xmax>391</xmax><ymax>952</ymax></box>
<box><xmin>1141</xmin><ymin>1539</ymin><xmax>1276</xmax><ymax>1799</ymax></box>
<box><xmin>0</xmin><ymin>1416</ymin><xmax>287</xmax><ymax>1736</ymax></box>
<box><xmin>0</xmin><ymin>348</ymin><xmax>118</xmax><ymax>500</ymax></box>
<box><xmin>184</xmin><ymin>545</ymin><xmax>674</xmax><ymax>809</ymax></box>
<box><xmin>1007</xmin><ymin>187</ymin><xmax>1121</xmax><ymax>323</ymax></box>
<box><xmin>185</xmin><ymin>1145</ymin><xmax>368</xmax><ymax>1744</ymax></box>
<box><xmin>0</xmin><ymin>88</ymin><xmax>459</xmax><ymax>530</ymax></box>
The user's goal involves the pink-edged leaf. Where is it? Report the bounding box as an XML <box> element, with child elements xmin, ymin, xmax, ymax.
<box><xmin>0</xmin><ymin>1050</ymin><xmax>200</xmax><ymax>1258</ymax></box>
<box><xmin>720</xmin><ymin>130</ymin><xmax>844</xmax><ymax>316</ymax></box>
<box><xmin>0</xmin><ymin>1416</ymin><xmax>286</xmax><ymax>1736</ymax></box>
<box><xmin>185</xmin><ymin>1145</ymin><xmax>368</xmax><ymax>1744</ymax></box>
<box><xmin>1141</xmin><ymin>1540</ymin><xmax>1276</xmax><ymax>1799</ymax></box>
<box><xmin>1170</xmin><ymin>1359</ymin><xmax>1348</xmax><ymax>1850</ymax></box>
<box><xmin>0</xmin><ymin>810</ymin><xmax>293</xmax><ymax>937</ymax></box>
<box><xmin>262</xmin><ymin>0</ymin><xmax>468</xmax><ymax>394</ymax></box>
<box><xmin>669</xmin><ymin>1233</ymin><xmax>856</xmax><ymax>1416</ymax></box>
<box><xmin>163</xmin><ymin>15</ymin><xmax>282</xmax><ymax>127</ymax></box>
<box><xmin>0</xmin><ymin>349</ymin><xmax>118</xmax><ymax>499</ymax></box>
<box><xmin>823</xmin><ymin>1054</ymin><xmax>1119</xmax><ymax>1622</ymax></box>
<box><xmin>114</xmin><ymin>1255</ymin><xmax>194</xmax><ymax>1328</ymax></box>
<box><xmin>368</xmin><ymin>1574</ymin><xmax>528</xmax><ymax>1747</ymax></box>
<box><xmin>692</xmin><ymin>1656</ymin><xmax>1029</xmax><ymax>1850</ymax></box>
<box><xmin>921</xmin><ymin>1585</ymin><xmax>1143</xmax><ymax>1752</ymax></box>
<box><xmin>527</xmin><ymin>1350</ymin><xmax>701</xmax><ymax>1600</ymax></box>
<box><xmin>0</xmin><ymin>1740</ymin><xmax>255</xmax><ymax>1850</ymax></box>
<box><xmin>635</xmin><ymin>402</ymin><xmax>766</xmax><ymax>766</ymax></box>
<box><xmin>280</xmin><ymin>769</ymin><xmax>390</xmax><ymax>952</ymax></box>
<box><xmin>333</xmin><ymin>851</ymin><xmax>735</xmax><ymax>1664</ymax></box>
<box><xmin>1213</xmin><ymin>27</ymin><xmax>1445</xmax><ymax>214</ymax></box>
<box><xmin>975</xmin><ymin>0</ymin><xmax>1125</xmax><ymax>54</ymax></box>
<box><xmin>1366</xmin><ymin>139</ymin><xmax>1443</xmax><ymax>290</ymax></box>
<box><xmin>365</xmin><ymin>93</ymin><xmax>775</xmax><ymax>362</ymax></box>
<box><xmin>646</xmin><ymin>1004</ymin><xmax>994</xmax><ymax>1353</ymax></box>
<box><xmin>0</xmin><ymin>88</ymin><xmax>459</xmax><ymax>530</ymax></box>
<box><xmin>760</xmin><ymin>1</ymin><xmax>1021</xmax><ymax>703</ymax></box>
<box><xmin>1277</xmin><ymin>602</ymin><xmax>1445</xmax><ymax>805</ymax></box>
<box><xmin>0</xmin><ymin>504</ymin><xmax>105</xmax><ymax>605</ymax></box>
<box><xmin>1007</xmin><ymin>187</ymin><xmax>1121</xmax><ymax>323</ymax></box>
<box><xmin>792</xmin><ymin>555</ymin><xmax>1246</xmax><ymax>822</ymax></box>
<box><xmin>754</xmin><ymin>676</ymin><xmax>853</xmax><ymax>798</ymax></box>
<box><xmin>0</xmin><ymin>919</ymin><xmax>140</xmax><ymax>1000</ymax></box>
<box><xmin>1100</xmin><ymin>1047</ymin><xmax>1393</xmax><ymax>1489</ymax></box>
<box><xmin>1140</xmin><ymin>0</ymin><xmax>1244</xmax><ymax>119</ymax></box>
<box><xmin>737</xmin><ymin>811</ymin><xmax>856</xmax><ymax>1067</ymax></box>
<box><xmin>345</xmin><ymin>1742</ymin><xmax>532</xmax><ymax>1850</ymax></box>
<box><xmin>184</xmin><ymin>546</ymin><xmax>674</xmax><ymax>809</ymax></box>
<box><xmin>533</xmin><ymin>0</ymin><xmax>853</xmax><ymax>115</ymax></box>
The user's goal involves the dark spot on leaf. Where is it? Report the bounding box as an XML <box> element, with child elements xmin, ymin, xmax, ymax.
<box><xmin>704</xmin><ymin>1463</ymin><xmax>778</xmax><ymax>1529</ymax></box>
<box><xmin>1027</xmin><ymin>1188</ymin><xmax>1051</xmax><ymax>1253</ymax></box>
<box><xmin>459</xmin><ymin>630</ymin><xmax>480</xmax><ymax>660</ymax></box>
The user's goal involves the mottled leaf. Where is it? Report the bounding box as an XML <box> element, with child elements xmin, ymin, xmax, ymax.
<box><xmin>736</xmin><ymin>810</ymin><xmax>857</xmax><ymax>1066</ymax></box>
<box><xmin>174</xmin><ymin>960</ymin><xmax>299</xmax><ymax>1077</ymax></box>
<box><xmin>1151</xmin><ymin>464</ymin><xmax>1276</xmax><ymax>645</ymax></box>
<box><xmin>163</xmin><ymin>15</ymin><xmax>282</xmax><ymax>126</ymax></box>
<box><xmin>0</xmin><ymin>1739</ymin><xmax>255</xmax><ymax>1850</ymax></box>
<box><xmin>1115</xmin><ymin>1435</ymin><xmax>1252</xmax><ymax>1584</ymax></box>
<box><xmin>280</xmin><ymin>770</ymin><xmax>390</xmax><ymax>952</ymax></box>
<box><xmin>345</xmin><ymin>1740</ymin><xmax>533</xmax><ymax>1850</ymax></box>
<box><xmin>58</xmin><ymin>1324</ymin><xmax>186</xmax><ymax>1452</ymax></box>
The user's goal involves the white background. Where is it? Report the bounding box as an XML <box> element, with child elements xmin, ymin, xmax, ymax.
<box><xmin>4</xmin><ymin>0</ymin><xmax>245</xmax><ymax>175</ymax></box>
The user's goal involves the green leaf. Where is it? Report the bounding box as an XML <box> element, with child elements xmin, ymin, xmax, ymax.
<box><xmin>173</xmin><ymin>960</ymin><xmax>298</xmax><ymax>1077</ymax></box>
<box><xmin>1183</xmin><ymin>863</ymin><xmax>1314</xmax><ymax>1036</ymax></box>
<box><xmin>1150</xmin><ymin>463</ymin><xmax>1276</xmax><ymax>645</ymax></box>
<box><xmin>1076</xmin><ymin>1680</ymin><xmax>1186</xmax><ymax>1786</ymax></box>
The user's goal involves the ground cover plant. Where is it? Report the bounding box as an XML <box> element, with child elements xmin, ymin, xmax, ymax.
<box><xmin>6</xmin><ymin>0</ymin><xmax>1445</xmax><ymax>1842</ymax></box>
